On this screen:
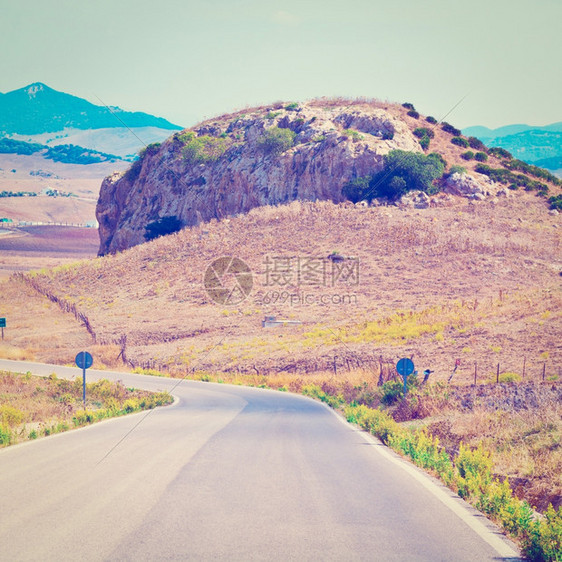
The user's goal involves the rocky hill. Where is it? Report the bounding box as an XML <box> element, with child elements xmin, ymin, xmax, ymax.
<box><xmin>96</xmin><ymin>98</ymin><xmax>561</xmax><ymax>255</ymax></box>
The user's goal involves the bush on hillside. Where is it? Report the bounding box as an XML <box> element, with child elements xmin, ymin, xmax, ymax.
<box><xmin>425</xmin><ymin>116</ymin><xmax>437</xmax><ymax>124</ymax></box>
<box><xmin>468</xmin><ymin>136</ymin><xmax>486</xmax><ymax>151</ymax></box>
<box><xmin>342</xmin><ymin>176</ymin><xmax>371</xmax><ymax>203</ymax></box>
<box><xmin>428</xmin><ymin>152</ymin><xmax>447</xmax><ymax>167</ymax></box>
<box><xmin>488</xmin><ymin>146</ymin><xmax>513</xmax><ymax>159</ymax></box>
<box><xmin>441</xmin><ymin>122</ymin><xmax>462</xmax><ymax>136</ymax></box>
<box><xmin>502</xmin><ymin>159</ymin><xmax>561</xmax><ymax>186</ymax></box>
<box><xmin>413</xmin><ymin>127</ymin><xmax>435</xmax><ymax>139</ymax></box>
<box><xmin>461</xmin><ymin>151</ymin><xmax>475</xmax><ymax>161</ymax></box>
<box><xmin>451</xmin><ymin>136</ymin><xmax>469</xmax><ymax>148</ymax></box>
<box><xmin>474</xmin><ymin>151</ymin><xmax>488</xmax><ymax>162</ymax></box>
<box><xmin>418</xmin><ymin>136</ymin><xmax>430</xmax><ymax>150</ymax></box>
<box><xmin>449</xmin><ymin>164</ymin><xmax>466</xmax><ymax>176</ymax></box>
<box><xmin>402</xmin><ymin>102</ymin><xmax>415</xmax><ymax>110</ymax></box>
<box><xmin>548</xmin><ymin>195</ymin><xmax>562</xmax><ymax>210</ymax></box>
<box><xmin>181</xmin><ymin>132</ymin><xmax>228</xmax><ymax>165</ymax></box>
<box><xmin>256</xmin><ymin>127</ymin><xmax>296</xmax><ymax>156</ymax></box>
<box><xmin>407</xmin><ymin>110</ymin><xmax>420</xmax><ymax>119</ymax></box>
<box><xmin>368</xmin><ymin>150</ymin><xmax>445</xmax><ymax>201</ymax></box>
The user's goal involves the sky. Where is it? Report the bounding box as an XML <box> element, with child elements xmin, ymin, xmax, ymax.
<box><xmin>1</xmin><ymin>0</ymin><xmax>560</xmax><ymax>130</ymax></box>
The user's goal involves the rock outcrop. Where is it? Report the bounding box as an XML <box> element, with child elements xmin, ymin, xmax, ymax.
<box><xmin>96</xmin><ymin>101</ymin><xmax>420</xmax><ymax>254</ymax></box>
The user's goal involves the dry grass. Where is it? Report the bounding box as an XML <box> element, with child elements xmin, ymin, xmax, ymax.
<box><xmin>9</xmin><ymin>193</ymin><xmax>560</xmax><ymax>382</ymax></box>
<box><xmin>0</xmin><ymin>370</ymin><xmax>172</xmax><ymax>446</ymax></box>
<box><xmin>425</xmin><ymin>391</ymin><xmax>562</xmax><ymax>512</ymax></box>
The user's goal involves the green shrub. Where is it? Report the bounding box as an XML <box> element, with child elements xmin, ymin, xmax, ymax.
<box><xmin>144</xmin><ymin>216</ymin><xmax>184</xmax><ymax>241</ymax></box>
<box><xmin>379</xmin><ymin>379</ymin><xmax>403</xmax><ymax>405</ymax></box>
<box><xmin>548</xmin><ymin>195</ymin><xmax>562</xmax><ymax>210</ymax></box>
<box><xmin>418</xmin><ymin>136</ymin><xmax>430</xmax><ymax>150</ymax></box>
<box><xmin>402</xmin><ymin>102</ymin><xmax>415</xmax><ymax>110</ymax></box>
<box><xmin>461</xmin><ymin>151</ymin><xmax>474</xmax><ymax>160</ymax></box>
<box><xmin>468</xmin><ymin>137</ymin><xmax>486</xmax><ymax>151</ymax></box>
<box><xmin>503</xmin><ymin>159</ymin><xmax>561</xmax><ymax>186</ymax></box>
<box><xmin>451</xmin><ymin>136</ymin><xmax>469</xmax><ymax>148</ymax></box>
<box><xmin>449</xmin><ymin>164</ymin><xmax>466</xmax><ymax>175</ymax></box>
<box><xmin>413</xmin><ymin>127</ymin><xmax>435</xmax><ymax>139</ymax></box>
<box><xmin>265</xmin><ymin>111</ymin><xmax>281</xmax><ymax>120</ymax></box>
<box><xmin>342</xmin><ymin>176</ymin><xmax>370</xmax><ymax>203</ymax></box>
<box><xmin>342</xmin><ymin>129</ymin><xmax>363</xmax><ymax>142</ymax></box>
<box><xmin>488</xmin><ymin>146</ymin><xmax>513</xmax><ymax>159</ymax></box>
<box><xmin>382</xmin><ymin>130</ymin><xmax>394</xmax><ymax>140</ymax></box>
<box><xmin>181</xmin><ymin>132</ymin><xmax>228</xmax><ymax>164</ymax></box>
<box><xmin>425</xmin><ymin>116</ymin><xmax>437</xmax><ymax>124</ymax></box>
<box><xmin>474</xmin><ymin>151</ymin><xmax>488</xmax><ymax>162</ymax></box>
<box><xmin>0</xmin><ymin>405</ymin><xmax>25</xmax><ymax>427</ymax></box>
<box><xmin>475</xmin><ymin>164</ymin><xmax>549</xmax><ymax>193</ymax></box>
<box><xmin>407</xmin><ymin>110</ymin><xmax>420</xmax><ymax>119</ymax></box>
<box><xmin>370</xmin><ymin>150</ymin><xmax>445</xmax><ymax>200</ymax></box>
<box><xmin>442</xmin><ymin>122</ymin><xmax>461</xmax><ymax>136</ymax></box>
<box><xmin>285</xmin><ymin>102</ymin><xmax>299</xmax><ymax>111</ymax></box>
<box><xmin>0</xmin><ymin>424</ymin><xmax>12</xmax><ymax>445</ymax></box>
<box><xmin>428</xmin><ymin>152</ymin><xmax>447</xmax><ymax>167</ymax></box>
<box><xmin>498</xmin><ymin>372</ymin><xmax>522</xmax><ymax>383</ymax></box>
<box><xmin>256</xmin><ymin>127</ymin><xmax>296</xmax><ymax>156</ymax></box>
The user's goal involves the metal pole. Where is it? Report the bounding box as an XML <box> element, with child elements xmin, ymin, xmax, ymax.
<box><xmin>403</xmin><ymin>376</ymin><xmax>408</xmax><ymax>396</ymax></box>
<box><xmin>81</xmin><ymin>352</ymin><xmax>86</xmax><ymax>406</ymax></box>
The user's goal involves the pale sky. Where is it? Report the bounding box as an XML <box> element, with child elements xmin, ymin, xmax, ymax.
<box><xmin>1</xmin><ymin>0</ymin><xmax>560</xmax><ymax>129</ymax></box>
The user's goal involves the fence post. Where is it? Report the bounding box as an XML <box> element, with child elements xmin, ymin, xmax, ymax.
<box><xmin>474</xmin><ymin>362</ymin><xmax>477</xmax><ymax>385</ymax></box>
<box><xmin>496</xmin><ymin>363</ymin><xmax>500</xmax><ymax>384</ymax></box>
<box><xmin>522</xmin><ymin>356</ymin><xmax>526</xmax><ymax>379</ymax></box>
<box><xmin>542</xmin><ymin>362</ymin><xmax>546</xmax><ymax>382</ymax></box>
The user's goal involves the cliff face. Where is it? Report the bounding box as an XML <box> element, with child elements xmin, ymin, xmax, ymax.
<box><xmin>96</xmin><ymin>101</ymin><xmax>420</xmax><ymax>254</ymax></box>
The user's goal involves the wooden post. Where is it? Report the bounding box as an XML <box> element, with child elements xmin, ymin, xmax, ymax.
<box><xmin>333</xmin><ymin>355</ymin><xmax>337</xmax><ymax>375</ymax></box>
<box><xmin>542</xmin><ymin>362</ymin><xmax>546</xmax><ymax>382</ymax></box>
<box><xmin>474</xmin><ymin>362</ymin><xmax>477</xmax><ymax>385</ymax></box>
<box><xmin>522</xmin><ymin>356</ymin><xmax>526</xmax><ymax>379</ymax></box>
<box><xmin>496</xmin><ymin>363</ymin><xmax>500</xmax><ymax>384</ymax></box>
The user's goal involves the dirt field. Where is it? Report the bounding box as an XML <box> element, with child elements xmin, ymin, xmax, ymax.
<box><xmin>0</xmin><ymin>225</ymin><xmax>99</xmax><ymax>280</ymax></box>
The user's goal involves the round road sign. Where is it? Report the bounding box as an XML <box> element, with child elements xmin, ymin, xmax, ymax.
<box><xmin>75</xmin><ymin>351</ymin><xmax>93</xmax><ymax>370</ymax></box>
<box><xmin>396</xmin><ymin>357</ymin><xmax>415</xmax><ymax>377</ymax></box>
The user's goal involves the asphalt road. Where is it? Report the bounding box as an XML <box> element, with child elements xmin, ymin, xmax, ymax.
<box><xmin>0</xmin><ymin>359</ymin><xmax>521</xmax><ymax>561</ymax></box>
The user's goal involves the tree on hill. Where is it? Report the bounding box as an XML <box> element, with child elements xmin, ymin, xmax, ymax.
<box><xmin>343</xmin><ymin>150</ymin><xmax>445</xmax><ymax>202</ymax></box>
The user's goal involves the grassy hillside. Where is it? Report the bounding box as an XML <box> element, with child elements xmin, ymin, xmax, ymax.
<box><xmin>8</xmin><ymin>192</ymin><xmax>561</xmax><ymax>382</ymax></box>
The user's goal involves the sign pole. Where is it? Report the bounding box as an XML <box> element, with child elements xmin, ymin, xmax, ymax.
<box><xmin>396</xmin><ymin>357</ymin><xmax>415</xmax><ymax>397</ymax></box>
<box><xmin>75</xmin><ymin>351</ymin><xmax>93</xmax><ymax>408</ymax></box>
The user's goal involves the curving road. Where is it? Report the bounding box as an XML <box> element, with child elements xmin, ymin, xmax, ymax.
<box><xmin>0</xmin><ymin>359</ymin><xmax>520</xmax><ymax>561</ymax></box>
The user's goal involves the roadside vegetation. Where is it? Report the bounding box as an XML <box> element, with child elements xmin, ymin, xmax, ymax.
<box><xmin>0</xmin><ymin>370</ymin><xmax>172</xmax><ymax>447</ymax></box>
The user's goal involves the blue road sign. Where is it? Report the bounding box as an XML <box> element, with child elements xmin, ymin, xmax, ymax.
<box><xmin>75</xmin><ymin>351</ymin><xmax>93</xmax><ymax>370</ymax></box>
<box><xmin>396</xmin><ymin>357</ymin><xmax>415</xmax><ymax>377</ymax></box>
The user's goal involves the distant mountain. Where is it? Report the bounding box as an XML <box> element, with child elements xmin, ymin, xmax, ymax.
<box><xmin>462</xmin><ymin>122</ymin><xmax>562</xmax><ymax>173</ymax></box>
<box><xmin>0</xmin><ymin>83</ymin><xmax>182</xmax><ymax>135</ymax></box>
